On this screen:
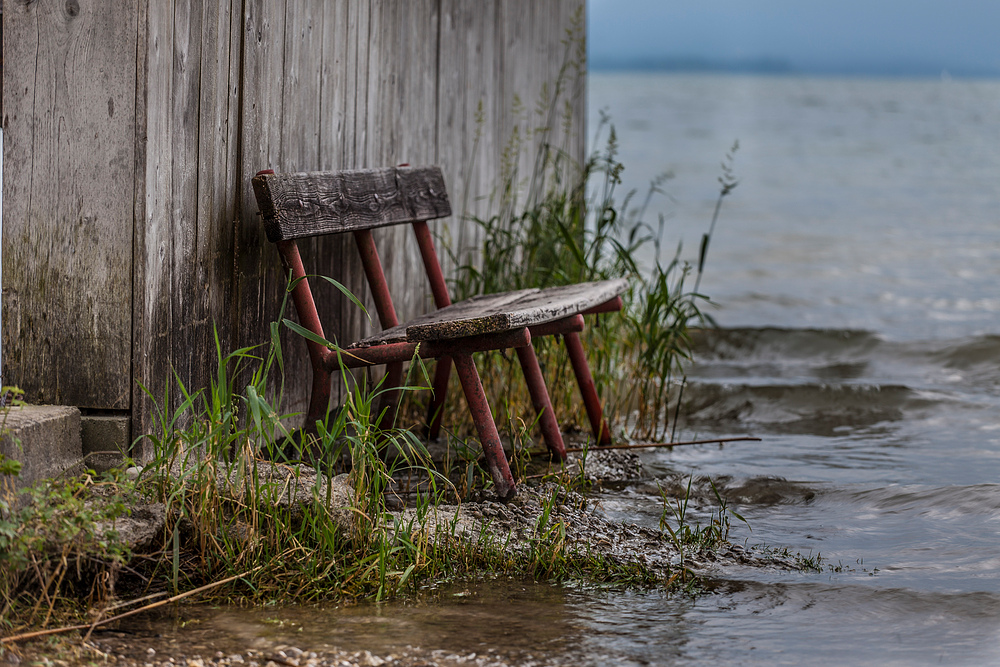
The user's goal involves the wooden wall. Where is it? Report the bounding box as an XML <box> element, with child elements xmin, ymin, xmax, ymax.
<box><xmin>2</xmin><ymin>0</ymin><xmax>586</xmax><ymax>456</ymax></box>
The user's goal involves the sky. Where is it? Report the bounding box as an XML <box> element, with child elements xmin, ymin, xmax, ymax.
<box><xmin>588</xmin><ymin>0</ymin><xmax>1000</xmax><ymax>78</ymax></box>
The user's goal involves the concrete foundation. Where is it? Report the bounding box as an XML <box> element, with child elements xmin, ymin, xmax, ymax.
<box><xmin>0</xmin><ymin>404</ymin><xmax>83</xmax><ymax>492</ymax></box>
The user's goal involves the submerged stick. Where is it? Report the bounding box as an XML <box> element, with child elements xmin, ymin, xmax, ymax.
<box><xmin>564</xmin><ymin>436</ymin><xmax>761</xmax><ymax>454</ymax></box>
<box><xmin>1</xmin><ymin>567</ymin><xmax>260</xmax><ymax>645</ymax></box>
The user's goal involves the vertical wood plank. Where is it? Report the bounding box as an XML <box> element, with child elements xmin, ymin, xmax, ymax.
<box><xmin>168</xmin><ymin>0</ymin><xmax>205</xmax><ymax>397</ymax></box>
<box><xmin>2</xmin><ymin>0</ymin><xmax>138</xmax><ymax>409</ymax></box>
<box><xmin>192</xmin><ymin>0</ymin><xmax>241</xmax><ymax>375</ymax></box>
<box><xmin>436</xmin><ymin>0</ymin><xmax>502</xmax><ymax>276</ymax></box>
<box><xmin>373</xmin><ymin>0</ymin><xmax>439</xmax><ymax>326</ymax></box>
<box><xmin>280</xmin><ymin>0</ymin><xmax>331</xmax><ymax>415</ymax></box>
<box><xmin>236</xmin><ymin>0</ymin><xmax>291</xmax><ymax>373</ymax></box>
<box><xmin>315</xmin><ymin>0</ymin><xmax>352</xmax><ymax>409</ymax></box>
<box><xmin>134</xmin><ymin>0</ymin><xmax>175</xmax><ymax>454</ymax></box>
<box><xmin>336</xmin><ymin>0</ymin><xmax>373</xmax><ymax>364</ymax></box>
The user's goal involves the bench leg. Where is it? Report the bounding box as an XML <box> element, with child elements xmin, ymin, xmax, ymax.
<box><xmin>564</xmin><ymin>331</ymin><xmax>612</xmax><ymax>446</ymax></box>
<box><xmin>376</xmin><ymin>360</ymin><xmax>405</xmax><ymax>432</ymax></box>
<box><xmin>514</xmin><ymin>344</ymin><xmax>567</xmax><ymax>461</ymax></box>
<box><xmin>426</xmin><ymin>355</ymin><xmax>452</xmax><ymax>441</ymax></box>
<box><xmin>452</xmin><ymin>352</ymin><xmax>517</xmax><ymax>500</ymax></box>
<box><xmin>306</xmin><ymin>365</ymin><xmax>333</xmax><ymax>428</ymax></box>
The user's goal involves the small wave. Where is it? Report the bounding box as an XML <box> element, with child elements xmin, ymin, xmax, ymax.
<box><xmin>680</xmin><ymin>382</ymin><xmax>934</xmax><ymax>435</ymax></box>
<box><xmin>926</xmin><ymin>333</ymin><xmax>1000</xmax><ymax>371</ymax></box>
<box><xmin>705</xmin><ymin>578</ymin><xmax>1000</xmax><ymax>625</ymax></box>
<box><xmin>691</xmin><ymin>328</ymin><xmax>1000</xmax><ymax>392</ymax></box>
<box><xmin>690</xmin><ymin>327</ymin><xmax>882</xmax><ymax>361</ymax></box>
<box><xmin>839</xmin><ymin>483</ymin><xmax>1000</xmax><ymax>516</ymax></box>
<box><xmin>720</xmin><ymin>475</ymin><xmax>817</xmax><ymax>505</ymax></box>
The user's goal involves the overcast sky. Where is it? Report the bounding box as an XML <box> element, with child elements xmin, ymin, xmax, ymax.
<box><xmin>588</xmin><ymin>0</ymin><xmax>1000</xmax><ymax>77</ymax></box>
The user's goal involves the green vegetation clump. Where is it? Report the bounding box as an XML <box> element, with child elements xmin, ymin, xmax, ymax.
<box><xmin>434</xmin><ymin>122</ymin><xmax>737</xmax><ymax>442</ymax></box>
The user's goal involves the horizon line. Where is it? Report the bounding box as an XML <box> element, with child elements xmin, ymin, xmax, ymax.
<box><xmin>589</xmin><ymin>56</ymin><xmax>1000</xmax><ymax>80</ymax></box>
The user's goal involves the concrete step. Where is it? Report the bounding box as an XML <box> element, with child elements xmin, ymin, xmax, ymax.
<box><xmin>1</xmin><ymin>404</ymin><xmax>83</xmax><ymax>491</ymax></box>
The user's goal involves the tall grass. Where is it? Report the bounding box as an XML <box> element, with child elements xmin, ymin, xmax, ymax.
<box><xmin>417</xmin><ymin>29</ymin><xmax>737</xmax><ymax>442</ymax></box>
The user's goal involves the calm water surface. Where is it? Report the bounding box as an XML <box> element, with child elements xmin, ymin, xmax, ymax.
<box><xmin>124</xmin><ymin>73</ymin><xmax>1000</xmax><ymax>665</ymax></box>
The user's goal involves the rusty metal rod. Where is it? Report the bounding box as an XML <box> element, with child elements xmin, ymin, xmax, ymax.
<box><xmin>580</xmin><ymin>295</ymin><xmax>623</xmax><ymax>315</ymax></box>
<box><xmin>452</xmin><ymin>352</ymin><xmax>517</xmax><ymax>500</ymax></box>
<box><xmin>515</xmin><ymin>343</ymin><xmax>567</xmax><ymax>461</ymax></box>
<box><xmin>564</xmin><ymin>436</ymin><xmax>762</xmax><ymax>453</ymax></box>
<box><xmin>528</xmin><ymin>313</ymin><xmax>584</xmax><ymax>338</ymax></box>
<box><xmin>275</xmin><ymin>239</ymin><xmax>334</xmax><ymax>424</ymax></box>
<box><xmin>411</xmin><ymin>220</ymin><xmax>453</xmax><ymax>309</ymax></box>
<box><xmin>353</xmin><ymin>229</ymin><xmax>403</xmax><ymax>430</ymax></box>
<box><xmin>411</xmin><ymin>220</ymin><xmax>454</xmax><ymax>440</ymax></box>
<box><xmin>426</xmin><ymin>355</ymin><xmax>452</xmax><ymax>440</ymax></box>
<box><xmin>327</xmin><ymin>327</ymin><xmax>532</xmax><ymax>370</ymax></box>
<box><xmin>564</xmin><ymin>331</ymin><xmax>612</xmax><ymax>445</ymax></box>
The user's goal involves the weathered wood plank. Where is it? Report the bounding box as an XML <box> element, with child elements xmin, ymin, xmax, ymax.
<box><xmin>235</xmin><ymin>0</ymin><xmax>289</xmax><ymax>363</ymax></box>
<box><xmin>437</xmin><ymin>0</ymin><xmax>502</xmax><ymax>276</ymax></box>
<box><xmin>133</xmin><ymin>0</ymin><xmax>175</xmax><ymax>457</ymax></box>
<box><xmin>313</xmin><ymin>0</ymin><xmax>356</xmax><ymax>410</ymax></box>
<box><xmin>191</xmin><ymin>0</ymin><xmax>241</xmax><ymax>371</ymax></box>
<box><xmin>335</xmin><ymin>0</ymin><xmax>373</xmax><ymax>361</ymax></box>
<box><xmin>2</xmin><ymin>0</ymin><xmax>138</xmax><ymax>408</ymax></box>
<box><xmin>372</xmin><ymin>0</ymin><xmax>440</xmax><ymax>328</ymax></box>
<box><xmin>169</xmin><ymin>0</ymin><xmax>206</xmax><ymax>397</ymax></box>
<box><xmin>351</xmin><ymin>278</ymin><xmax>628</xmax><ymax>346</ymax></box>
<box><xmin>253</xmin><ymin>167</ymin><xmax>452</xmax><ymax>241</ymax></box>
<box><xmin>407</xmin><ymin>278</ymin><xmax>627</xmax><ymax>341</ymax></box>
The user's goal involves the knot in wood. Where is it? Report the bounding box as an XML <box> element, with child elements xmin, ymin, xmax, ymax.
<box><xmin>333</xmin><ymin>194</ymin><xmax>348</xmax><ymax>214</ymax></box>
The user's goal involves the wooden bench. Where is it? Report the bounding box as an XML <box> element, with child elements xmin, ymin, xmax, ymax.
<box><xmin>252</xmin><ymin>165</ymin><xmax>626</xmax><ymax>500</ymax></box>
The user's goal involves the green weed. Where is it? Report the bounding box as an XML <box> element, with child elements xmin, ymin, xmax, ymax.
<box><xmin>658</xmin><ymin>476</ymin><xmax>750</xmax><ymax>563</ymax></box>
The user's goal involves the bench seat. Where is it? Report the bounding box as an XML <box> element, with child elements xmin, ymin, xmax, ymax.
<box><xmin>351</xmin><ymin>278</ymin><xmax>627</xmax><ymax>347</ymax></box>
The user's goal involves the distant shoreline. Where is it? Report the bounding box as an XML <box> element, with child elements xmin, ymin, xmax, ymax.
<box><xmin>589</xmin><ymin>58</ymin><xmax>1000</xmax><ymax>81</ymax></box>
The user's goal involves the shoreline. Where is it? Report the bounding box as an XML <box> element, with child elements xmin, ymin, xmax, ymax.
<box><xmin>2</xmin><ymin>449</ymin><xmax>813</xmax><ymax>666</ymax></box>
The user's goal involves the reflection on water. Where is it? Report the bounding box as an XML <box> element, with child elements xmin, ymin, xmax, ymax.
<box><xmin>112</xmin><ymin>574</ymin><xmax>1000</xmax><ymax>666</ymax></box>
<box><xmin>110</xmin><ymin>581</ymin><xmax>579</xmax><ymax>665</ymax></box>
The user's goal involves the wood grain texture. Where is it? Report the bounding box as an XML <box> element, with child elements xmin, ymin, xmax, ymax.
<box><xmin>253</xmin><ymin>167</ymin><xmax>452</xmax><ymax>241</ymax></box>
<box><xmin>350</xmin><ymin>278</ymin><xmax>627</xmax><ymax>346</ymax></box>
<box><xmin>369</xmin><ymin>0</ymin><xmax>441</xmax><ymax>330</ymax></box>
<box><xmin>133</xmin><ymin>0</ymin><xmax>175</xmax><ymax>455</ymax></box>
<box><xmin>407</xmin><ymin>278</ymin><xmax>627</xmax><ymax>342</ymax></box>
<box><xmin>132</xmin><ymin>0</ymin><xmax>245</xmax><ymax>456</ymax></box>
<box><xmin>436</xmin><ymin>0</ymin><xmax>502</xmax><ymax>276</ymax></box>
<box><xmin>2</xmin><ymin>0</ymin><xmax>138</xmax><ymax>408</ymax></box>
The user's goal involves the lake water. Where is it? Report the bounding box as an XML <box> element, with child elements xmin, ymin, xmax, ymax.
<box><xmin>587</xmin><ymin>71</ymin><xmax>1000</xmax><ymax>664</ymax></box>
<box><xmin>110</xmin><ymin>73</ymin><xmax>1000</xmax><ymax>665</ymax></box>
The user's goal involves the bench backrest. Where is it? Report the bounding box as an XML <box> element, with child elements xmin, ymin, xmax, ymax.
<box><xmin>252</xmin><ymin>166</ymin><xmax>452</xmax><ymax>243</ymax></box>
